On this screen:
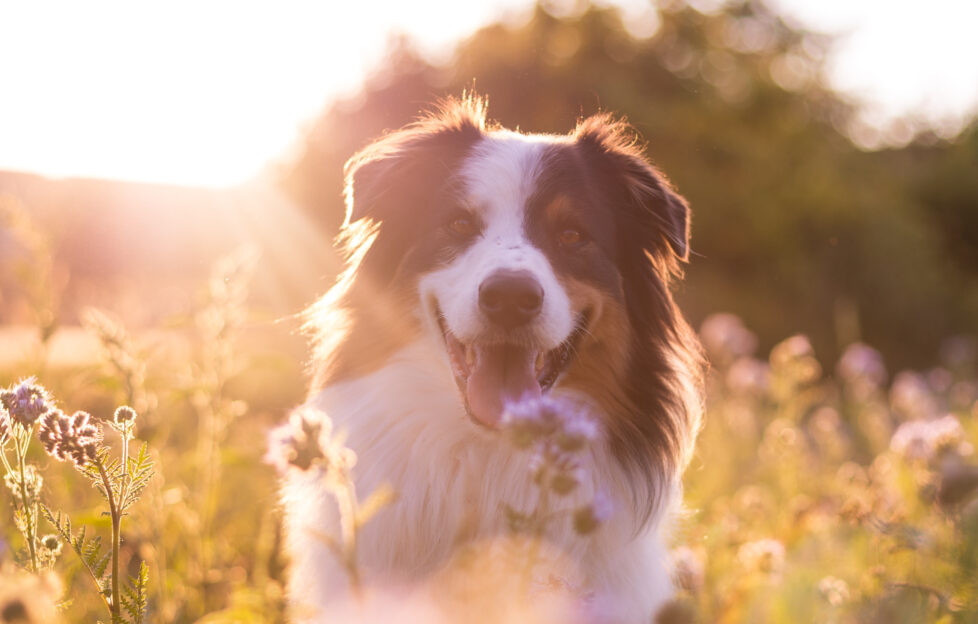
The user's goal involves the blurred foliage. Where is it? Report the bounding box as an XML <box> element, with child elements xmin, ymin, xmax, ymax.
<box><xmin>675</xmin><ymin>313</ymin><xmax>978</xmax><ymax>623</ymax></box>
<box><xmin>283</xmin><ymin>0</ymin><xmax>978</xmax><ymax>369</ymax></box>
<box><xmin>2</xmin><ymin>1</ymin><xmax>978</xmax><ymax>622</ymax></box>
<box><xmin>0</xmin><ymin>248</ymin><xmax>295</xmax><ymax>623</ymax></box>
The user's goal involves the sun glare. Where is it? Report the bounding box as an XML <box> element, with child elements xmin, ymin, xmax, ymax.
<box><xmin>0</xmin><ymin>0</ymin><xmax>527</xmax><ymax>188</ymax></box>
<box><xmin>2</xmin><ymin>0</ymin><xmax>977</xmax><ymax>187</ymax></box>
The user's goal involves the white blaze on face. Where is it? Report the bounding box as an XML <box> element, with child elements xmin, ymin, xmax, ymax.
<box><xmin>418</xmin><ymin>131</ymin><xmax>577</xmax><ymax>427</ymax></box>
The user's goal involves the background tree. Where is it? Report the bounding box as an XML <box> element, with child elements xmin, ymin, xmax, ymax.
<box><xmin>282</xmin><ymin>0</ymin><xmax>978</xmax><ymax>368</ymax></box>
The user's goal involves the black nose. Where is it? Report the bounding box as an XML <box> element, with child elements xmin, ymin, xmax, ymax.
<box><xmin>479</xmin><ymin>270</ymin><xmax>544</xmax><ymax>329</ymax></box>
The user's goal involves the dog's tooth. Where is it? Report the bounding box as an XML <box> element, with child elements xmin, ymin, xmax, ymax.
<box><xmin>535</xmin><ymin>351</ymin><xmax>545</xmax><ymax>373</ymax></box>
<box><xmin>466</xmin><ymin>345</ymin><xmax>476</xmax><ymax>368</ymax></box>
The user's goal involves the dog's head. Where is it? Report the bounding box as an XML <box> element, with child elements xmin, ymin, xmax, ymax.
<box><xmin>308</xmin><ymin>96</ymin><xmax>702</xmax><ymax>509</ymax></box>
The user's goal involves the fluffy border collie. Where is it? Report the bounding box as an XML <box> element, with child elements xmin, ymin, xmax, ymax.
<box><xmin>282</xmin><ymin>96</ymin><xmax>703</xmax><ymax>623</ymax></box>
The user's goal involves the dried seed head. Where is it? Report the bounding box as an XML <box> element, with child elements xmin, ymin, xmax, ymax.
<box><xmin>113</xmin><ymin>406</ymin><xmax>137</xmax><ymax>425</ymax></box>
<box><xmin>39</xmin><ymin>534</ymin><xmax>62</xmax><ymax>556</ymax></box>
<box><xmin>265</xmin><ymin>407</ymin><xmax>328</xmax><ymax>474</ymax></box>
<box><xmin>38</xmin><ymin>409</ymin><xmax>102</xmax><ymax>467</ymax></box>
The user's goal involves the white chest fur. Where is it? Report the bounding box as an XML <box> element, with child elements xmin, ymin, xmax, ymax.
<box><xmin>281</xmin><ymin>340</ymin><xmax>677</xmax><ymax>623</ymax></box>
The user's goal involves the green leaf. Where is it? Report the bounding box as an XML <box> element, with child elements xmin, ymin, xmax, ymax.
<box><xmin>121</xmin><ymin>560</ymin><xmax>149</xmax><ymax>624</ymax></box>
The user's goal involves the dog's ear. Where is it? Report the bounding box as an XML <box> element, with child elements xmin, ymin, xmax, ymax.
<box><xmin>575</xmin><ymin>114</ymin><xmax>690</xmax><ymax>262</ymax></box>
<box><xmin>342</xmin><ymin>97</ymin><xmax>487</xmax><ymax>228</ymax></box>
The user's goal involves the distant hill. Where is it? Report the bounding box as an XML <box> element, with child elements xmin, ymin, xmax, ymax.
<box><xmin>0</xmin><ymin>170</ymin><xmax>336</xmax><ymax>328</ymax></box>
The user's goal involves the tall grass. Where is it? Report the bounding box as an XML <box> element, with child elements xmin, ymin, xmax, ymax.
<box><xmin>1</xmin><ymin>221</ymin><xmax>976</xmax><ymax>622</ymax></box>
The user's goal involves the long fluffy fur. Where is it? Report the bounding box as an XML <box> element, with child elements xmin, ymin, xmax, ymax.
<box><xmin>284</xmin><ymin>96</ymin><xmax>704</xmax><ymax>623</ymax></box>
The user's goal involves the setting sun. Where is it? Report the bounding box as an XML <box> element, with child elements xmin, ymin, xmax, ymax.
<box><xmin>0</xmin><ymin>0</ymin><xmax>526</xmax><ymax>187</ymax></box>
<box><xmin>3</xmin><ymin>0</ymin><xmax>977</xmax><ymax>186</ymax></box>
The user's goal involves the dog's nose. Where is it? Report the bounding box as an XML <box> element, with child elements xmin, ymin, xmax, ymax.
<box><xmin>479</xmin><ymin>270</ymin><xmax>544</xmax><ymax>329</ymax></box>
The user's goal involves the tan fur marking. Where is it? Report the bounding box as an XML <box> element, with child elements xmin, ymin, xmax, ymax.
<box><xmin>543</xmin><ymin>195</ymin><xmax>574</xmax><ymax>223</ymax></box>
<box><xmin>559</xmin><ymin>277</ymin><xmax>633</xmax><ymax>423</ymax></box>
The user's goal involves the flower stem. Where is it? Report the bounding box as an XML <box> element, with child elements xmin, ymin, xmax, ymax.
<box><xmin>17</xmin><ymin>443</ymin><xmax>38</xmax><ymax>572</ymax></box>
<box><xmin>520</xmin><ymin>465</ymin><xmax>551</xmax><ymax>598</ymax></box>
<box><xmin>96</xmin><ymin>457</ymin><xmax>122</xmax><ymax>623</ymax></box>
<box><xmin>336</xmin><ymin>481</ymin><xmax>362</xmax><ymax>599</ymax></box>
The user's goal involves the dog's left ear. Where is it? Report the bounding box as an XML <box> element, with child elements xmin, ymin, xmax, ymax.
<box><xmin>575</xmin><ymin>115</ymin><xmax>690</xmax><ymax>262</ymax></box>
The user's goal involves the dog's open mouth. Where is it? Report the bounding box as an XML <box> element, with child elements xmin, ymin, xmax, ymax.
<box><xmin>435</xmin><ymin>308</ymin><xmax>590</xmax><ymax>428</ymax></box>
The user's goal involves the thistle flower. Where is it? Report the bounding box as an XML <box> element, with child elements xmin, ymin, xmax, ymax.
<box><xmin>38</xmin><ymin>410</ymin><xmax>102</xmax><ymax>467</ymax></box>
<box><xmin>0</xmin><ymin>378</ymin><xmax>51</xmax><ymax>428</ymax></box>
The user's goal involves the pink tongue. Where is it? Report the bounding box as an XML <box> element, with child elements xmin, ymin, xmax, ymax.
<box><xmin>466</xmin><ymin>344</ymin><xmax>541</xmax><ymax>427</ymax></box>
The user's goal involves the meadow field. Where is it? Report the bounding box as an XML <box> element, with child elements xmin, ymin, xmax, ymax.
<box><xmin>3</xmin><ymin>2</ymin><xmax>978</xmax><ymax>622</ymax></box>
<box><xmin>1</xmin><ymin>242</ymin><xmax>976</xmax><ymax>622</ymax></box>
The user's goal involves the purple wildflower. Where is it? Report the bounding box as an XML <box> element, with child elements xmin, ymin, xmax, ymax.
<box><xmin>890</xmin><ymin>371</ymin><xmax>939</xmax><ymax>420</ymax></box>
<box><xmin>726</xmin><ymin>357</ymin><xmax>771</xmax><ymax>395</ymax></box>
<box><xmin>837</xmin><ymin>343</ymin><xmax>887</xmax><ymax>387</ymax></box>
<box><xmin>0</xmin><ymin>378</ymin><xmax>52</xmax><ymax>428</ymax></box>
<box><xmin>700</xmin><ymin>313</ymin><xmax>757</xmax><ymax>363</ymax></box>
<box><xmin>501</xmin><ymin>394</ymin><xmax>599</xmax><ymax>451</ymax></box>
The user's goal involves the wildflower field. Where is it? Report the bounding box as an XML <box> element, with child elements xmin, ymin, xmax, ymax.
<box><xmin>1</xmin><ymin>239</ymin><xmax>976</xmax><ymax>623</ymax></box>
<box><xmin>2</xmin><ymin>3</ymin><xmax>977</xmax><ymax>619</ymax></box>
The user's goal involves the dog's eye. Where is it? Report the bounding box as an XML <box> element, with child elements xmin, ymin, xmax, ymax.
<box><xmin>448</xmin><ymin>216</ymin><xmax>479</xmax><ymax>238</ymax></box>
<box><xmin>557</xmin><ymin>228</ymin><xmax>584</xmax><ymax>248</ymax></box>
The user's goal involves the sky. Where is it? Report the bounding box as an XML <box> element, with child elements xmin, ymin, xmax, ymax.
<box><xmin>1</xmin><ymin>0</ymin><xmax>976</xmax><ymax>188</ymax></box>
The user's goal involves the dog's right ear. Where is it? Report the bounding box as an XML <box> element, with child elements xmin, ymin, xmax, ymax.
<box><xmin>342</xmin><ymin>96</ymin><xmax>488</xmax><ymax>228</ymax></box>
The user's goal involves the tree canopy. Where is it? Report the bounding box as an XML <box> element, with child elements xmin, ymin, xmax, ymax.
<box><xmin>282</xmin><ymin>0</ymin><xmax>978</xmax><ymax>368</ymax></box>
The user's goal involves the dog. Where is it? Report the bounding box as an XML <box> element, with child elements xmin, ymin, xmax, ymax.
<box><xmin>281</xmin><ymin>96</ymin><xmax>703</xmax><ymax>623</ymax></box>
